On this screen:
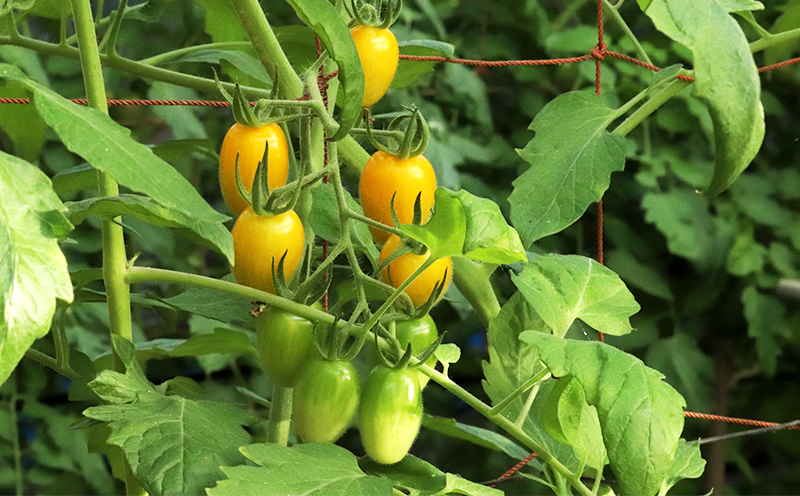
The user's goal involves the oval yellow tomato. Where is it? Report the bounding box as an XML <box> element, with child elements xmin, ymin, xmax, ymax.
<box><xmin>351</xmin><ymin>25</ymin><xmax>399</xmax><ymax>107</ymax></box>
<box><xmin>380</xmin><ymin>234</ymin><xmax>452</xmax><ymax>307</ymax></box>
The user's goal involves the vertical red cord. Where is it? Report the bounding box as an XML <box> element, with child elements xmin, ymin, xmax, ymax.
<box><xmin>595</xmin><ymin>0</ymin><xmax>605</xmax><ymax>342</ymax></box>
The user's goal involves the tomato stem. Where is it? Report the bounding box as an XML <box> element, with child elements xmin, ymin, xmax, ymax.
<box><xmin>266</xmin><ymin>385</ymin><xmax>294</xmax><ymax>446</ymax></box>
<box><xmin>613</xmin><ymin>79</ymin><xmax>691</xmax><ymax>137</ymax></box>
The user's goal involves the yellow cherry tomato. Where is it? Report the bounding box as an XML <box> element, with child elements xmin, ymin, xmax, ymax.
<box><xmin>380</xmin><ymin>234</ymin><xmax>452</xmax><ymax>307</ymax></box>
<box><xmin>219</xmin><ymin>123</ymin><xmax>289</xmax><ymax>215</ymax></box>
<box><xmin>351</xmin><ymin>25</ymin><xmax>399</xmax><ymax>107</ymax></box>
<box><xmin>359</xmin><ymin>151</ymin><xmax>437</xmax><ymax>244</ymax></box>
<box><xmin>231</xmin><ymin>206</ymin><xmax>304</xmax><ymax>294</ymax></box>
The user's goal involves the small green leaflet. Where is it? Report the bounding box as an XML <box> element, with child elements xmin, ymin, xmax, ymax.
<box><xmin>742</xmin><ymin>286</ymin><xmax>789</xmax><ymax>377</ymax></box>
<box><xmin>0</xmin><ymin>150</ymin><xmax>73</xmax><ymax>386</ymax></box>
<box><xmin>520</xmin><ymin>333</ymin><xmax>686</xmax><ymax>496</ymax></box>
<box><xmin>422</xmin><ymin>415</ymin><xmax>530</xmax><ymax>460</ymax></box>
<box><xmin>637</xmin><ymin>0</ymin><xmax>765</xmax><ymax>196</ymax></box>
<box><xmin>511</xmin><ymin>254</ymin><xmax>640</xmax><ymax>337</ymax></box>
<box><xmin>509</xmin><ymin>92</ymin><xmax>626</xmax><ymax>246</ymax></box>
<box><xmin>209</xmin><ymin>443</ymin><xmax>393</xmax><ymax>496</ymax></box>
<box><xmin>393</xmin><ymin>40</ymin><xmax>455</xmax><ymax>89</ymax></box>
<box><xmin>660</xmin><ymin>440</ymin><xmax>706</xmax><ymax>493</ymax></box>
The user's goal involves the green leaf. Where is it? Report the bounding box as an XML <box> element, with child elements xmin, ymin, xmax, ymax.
<box><xmin>400</xmin><ymin>188</ymin><xmax>467</xmax><ymax>260</ymax></box>
<box><xmin>605</xmin><ymin>249</ymin><xmax>674</xmax><ymax>301</ymax></box>
<box><xmin>637</xmin><ymin>0</ymin><xmax>765</xmax><ymax>196</ymax></box>
<box><xmin>645</xmin><ymin>333</ymin><xmax>713</xmax><ymax>413</ymax></box>
<box><xmin>0</xmin><ymin>63</ymin><xmax>226</xmax><ymax>224</ymax></box>
<box><xmin>512</xmin><ymin>254</ymin><xmax>640</xmax><ymax>337</ymax></box>
<box><xmin>84</xmin><ymin>392</ymin><xmax>252</xmax><ymax>495</ymax></box>
<box><xmin>481</xmin><ymin>293</ymin><xmax>580</xmax><ymax>470</ymax></box>
<box><xmin>642</xmin><ymin>191</ymin><xmax>735</xmax><ymax>272</ymax></box>
<box><xmin>726</xmin><ymin>224</ymin><xmax>767</xmax><ymax>277</ymax></box>
<box><xmin>422</xmin><ymin>415</ymin><xmax>530</xmax><ymax>460</ymax></box>
<box><xmin>157</xmin><ymin>284</ymin><xmax>253</xmax><ymax>325</ymax></box>
<box><xmin>192</xmin><ymin>0</ymin><xmax>247</xmax><ymax>42</ymax></box>
<box><xmin>433</xmin><ymin>343</ymin><xmax>460</xmax><ymax>376</ymax></box>
<box><xmin>210</xmin><ymin>443</ymin><xmax>393</xmax><ymax>496</ymax></box>
<box><xmin>452</xmin><ymin>189</ymin><xmax>526</xmax><ymax>264</ymax></box>
<box><xmin>147</xmin><ymin>83</ymin><xmax>209</xmax><ymax>139</ymax></box>
<box><xmin>716</xmin><ymin>0</ymin><xmax>764</xmax><ymax>11</ymax></box>
<box><xmin>544</xmin><ymin>26</ymin><xmax>599</xmax><ymax>55</ymax></box>
<box><xmin>163</xmin><ymin>49</ymin><xmax>271</xmax><ymax>85</ymax></box>
<box><xmin>0</xmin><ymin>79</ymin><xmax>45</xmax><ymax>162</ymax></box>
<box><xmin>67</xmin><ymin>194</ymin><xmax>234</xmax><ymax>264</ymax></box>
<box><xmin>360</xmin><ymin>454</ymin><xmax>503</xmax><ymax>496</ymax></box>
<box><xmin>510</xmin><ymin>92</ymin><xmax>626</xmax><ymax>246</ymax></box>
<box><xmin>660</xmin><ymin>440</ymin><xmax>706</xmax><ymax>493</ymax></box>
<box><xmin>392</xmin><ymin>40</ymin><xmax>455</xmax><ymax>89</ymax></box>
<box><xmin>519</xmin><ymin>333</ymin><xmax>686</xmax><ymax>496</ymax></box>
<box><xmin>310</xmin><ymin>182</ymin><xmax>379</xmax><ymax>260</ymax></box>
<box><xmin>764</xmin><ymin>2</ymin><xmax>800</xmax><ymax>66</ymax></box>
<box><xmin>0</xmin><ymin>150</ymin><xmax>73</xmax><ymax>386</ymax></box>
<box><xmin>742</xmin><ymin>286</ymin><xmax>789</xmax><ymax>377</ymax></box>
<box><xmin>285</xmin><ymin>0</ymin><xmax>363</xmax><ymax>141</ymax></box>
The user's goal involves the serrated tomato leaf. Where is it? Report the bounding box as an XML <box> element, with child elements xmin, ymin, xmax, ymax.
<box><xmin>520</xmin><ymin>333</ymin><xmax>686</xmax><ymax>496</ymax></box>
<box><xmin>637</xmin><ymin>0</ymin><xmax>764</xmax><ymax>196</ymax></box>
<box><xmin>512</xmin><ymin>254</ymin><xmax>640</xmax><ymax>337</ymax></box>
<box><xmin>209</xmin><ymin>443</ymin><xmax>392</xmax><ymax>496</ymax></box>
<box><xmin>0</xmin><ymin>150</ymin><xmax>73</xmax><ymax>386</ymax></box>
<box><xmin>509</xmin><ymin>92</ymin><xmax>626</xmax><ymax>246</ymax></box>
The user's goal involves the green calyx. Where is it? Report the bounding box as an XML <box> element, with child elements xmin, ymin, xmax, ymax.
<box><xmin>314</xmin><ymin>318</ymin><xmax>367</xmax><ymax>362</ymax></box>
<box><xmin>364</xmin><ymin>105</ymin><xmax>430</xmax><ymax>160</ymax></box>
<box><xmin>347</xmin><ymin>0</ymin><xmax>402</xmax><ymax>29</ymax></box>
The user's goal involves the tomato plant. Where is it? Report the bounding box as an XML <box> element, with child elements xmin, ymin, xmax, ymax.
<box><xmin>359</xmin><ymin>151</ymin><xmax>437</xmax><ymax>244</ymax></box>
<box><xmin>359</xmin><ymin>365</ymin><xmax>423</xmax><ymax>465</ymax></box>
<box><xmin>395</xmin><ymin>315</ymin><xmax>438</xmax><ymax>387</ymax></box>
<box><xmin>219</xmin><ymin>122</ymin><xmax>290</xmax><ymax>215</ymax></box>
<box><xmin>230</xmin><ymin>206</ymin><xmax>304</xmax><ymax>294</ymax></box>
<box><xmin>380</xmin><ymin>234</ymin><xmax>452</xmax><ymax>306</ymax></box>
<box><xmin>351</xmin><ymin>25</ymin><xmax>399</xmax><ymax>107</ymax></box>
<box><xmin>256</xmin><ymin>305</ymin><xmax>317</xmax><ymax>387</ymax></box>
<box><xmin>292</xmin><ymin>359</ymin><xmax>360</xmax><ymax>443</ymax></box>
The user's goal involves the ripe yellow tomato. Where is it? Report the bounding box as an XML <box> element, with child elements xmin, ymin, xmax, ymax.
<box><xmin>219</xmin><ymin>123</ymin><xmax>289</xmax><ymax>216</ymax></box>
<box><xmin>359</xmin><ymin>151</ymin><xmax>436</xmax><ymax>244</ymax></box>
<box><xmin>351</xmin><ymin>25</ymin><xmax>399</xmax><ymax>107</ymax></box>
<box><xmin>231</xmin><ymin>206</ymin><xmax>304</xmax><ymax>294</ymax></box>
<box><xmin>380</xmin><ymin>234</ymin><xmax>452</xmax><ymax>307</ymax></box>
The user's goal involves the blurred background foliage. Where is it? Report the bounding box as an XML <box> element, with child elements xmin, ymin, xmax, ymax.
<box><xmin>1</xmin><ymin>0</ymin><xmax>799</xmax><ymax>494</ymax></box>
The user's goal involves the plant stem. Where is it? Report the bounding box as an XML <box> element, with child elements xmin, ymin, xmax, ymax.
<box><xmin>138</xmin><ymin>41</ymin><xmax>253</xmax><ymax>66</ymax></box>
<box><xmin>70</xmin><ymin>0</ymin><xmax>133</xmax><ymax>374</ymax></box>
<box><xmin>451</xmin><ymin>258</ymin><xmax>501</xmax><ymax>328</ymax></box>
<box><xmin>750</xmin><ymin>27</ymin><xmax>800</xmax><ymax>53</ymax></box>
<box><xmin>266</xmin><ymin>385</ymin><xmax>293</xmax><ymax>445</ymax></box>
<box><xmin>612</xmin><ymin>78</ymin><xmax>691</xmax><ymax>136</ymax></box>
<box><xmin>603</xmin><ymin>0</ymin><xmax>652</xmax><ymax>65</ymax></box>
<box><xmin>488</xmin><ymin>369</ymin><xmax>551</xmax><ymax>416</ymax></box>
<box><xmin>24</xmin><ymin>348</ymin><xmax>79</xmax><ymax>381</ymax></box>
<box><xmin>125</xmin><ymin>266</ymin><xmax>337</xmax><ymax>325</ymax></box>
<box><xmin>229</xmin><ymin>0</ymin><xmax>303</xmax><ymax>99</ymax></box>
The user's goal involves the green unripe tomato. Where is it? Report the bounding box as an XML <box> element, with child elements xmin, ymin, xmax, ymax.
<box><xmin>293</xmin><ymin>360</ymin><xmax>360</xmax><ymax>443</ymax></box>
<box><xmin>255</xmin><ymin>306</ymin><xmax>317</xmax><ymax>387</ymax></box>
<box><xmin>395</xmin><ymin>315</ymin><xmax>438</xmax><ymax>388</ymax></box>
<box><xmin>359</xmin><ymin>366</ymin><xmax>422</xmax><ymax>465</ymax></box>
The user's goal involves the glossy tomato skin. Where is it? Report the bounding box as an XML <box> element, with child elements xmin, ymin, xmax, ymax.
<box><xmin>293</xmin><ymin>360</ymin><xmax>360</xmax><ymax>443</ymax></box>
<box><xmin>359</xmin><ymin>366</ymin><xmax>422</xmax><ymax>464</ymax></box>
<box><xmin>256</xmin><ymin>305</ymin><xmax>316</xmax><ymax>387</ymax></box>
<box><xmin>351</xmin><ymin>25</ymin><xmax>399</xmax><ymax>107</ymax></box>
<box><xmin>359</xmin><ymin>151</ymin><xmax>436</xmax><ymax>244</ymax></box>
<box><xmin>231</xmin><ymin>207</ymin><xmax>304</xmax><ymax>294</ymax></box>
<box><xmin>380</xmin><ymin>234</ymin><xmax>452</xmax><ymax>307</ymax></box>
<box><xmin>396</xmin><ymin>315</ymin><xmax>438</xmax><ymax>388</ymax></box>
<box><xmin>219</xmin><ymin>123</ymin><xmax>289</xmax><ymax>215</ymax></box>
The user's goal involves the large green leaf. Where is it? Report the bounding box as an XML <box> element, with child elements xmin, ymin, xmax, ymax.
<box><xmin>84</xmin><ymin>338</ymin><xmax>252</xmax><ymax>496</ymax></box>
<box><xmin>0</xmin><ymin>64</ymin><xmax>227</xmax><ymax>224</ymax></box>
<box><xmin>67</xmin><ymin>194</ymin><xmax>234</xmax><ymax>264</ymax></box>
<box><xmin>209</xmin><ymin>443</ymin><xmax>393</xmax><ymax>496</ymax></box>
<box><xmin>0</xmin><ymin>150</ymin><xmax>73</xmax><ymax>386</ymax></box>
<box><xmin>509</xmin><ymin>92</ymin><xmax>626</xmax><ymax>246</ymax></box>
<box><xmin>511</xmin><ymin>254</ymin><xmax>640</xmax><ymax>337</ymax></box>
<box><xmin>360</xmin><ymin>455</ymin><xmax>503</xmax><ymax>496</ymax></box>
<box><xmin>637</xmin><ymin>0</ymin><xmax>765</xmax><ymax>196</ymax></box>
<box><xmin>519</xmin><ymin>333</ymin><xmax>686</xmax><ymax>496</ymax></box>
<box><xmin>285</xmin><ymin>0</ymin><xmax>363</xmax><ymax>141</ymax></box>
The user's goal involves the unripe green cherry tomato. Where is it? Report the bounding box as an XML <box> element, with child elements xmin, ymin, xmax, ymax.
<box><xmin>396</xmin><ymin>315</ymin><xmax>438</xmax><ymax>388</ymax></box>
<box><xmin>219</xmin><ymin>122</ymin><xmax>289</xmax><ymax>215</ymax></box>
<box><xmin>359</xmin><ymin>366</ymin><xmax>422</xmax><ymax>464</ymax></box>
<box><xmin>351</xmin><ymin>25</ymin><xmax>399</xmax><ymax>107</ymax></box>
<box><xmin>380</xmin><ymin>234</ymin><xmax>452</xmax><ymax>307</ymax></box>
<box><xmin>293</xmin><ymin>360</ymin><xmax>360</xmax><ymax>443</ymax></box>
<box><xmin>256</xmin><ymin>305</ymin><xmax>316</xmax><ymax>387</ymax></box>
<box><xmin>231</xmin><ymin>207</ymin><xmax>304</xmax><ymax>294</ymax></box>
<box><xmin>359</xmin><ymin>151</ymin><xmax>436</xmax><ymax>244</ymax></box>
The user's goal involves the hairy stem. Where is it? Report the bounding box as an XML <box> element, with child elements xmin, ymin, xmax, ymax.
<box><xmin>266</xmin><ymin>385</ymin><xmax>293</xmax><ymax>446</ymax></box>
<box><xmin>613</xmin><ymin>78</ymin><xmax>691</xmax><ymax>136</ymax></box>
